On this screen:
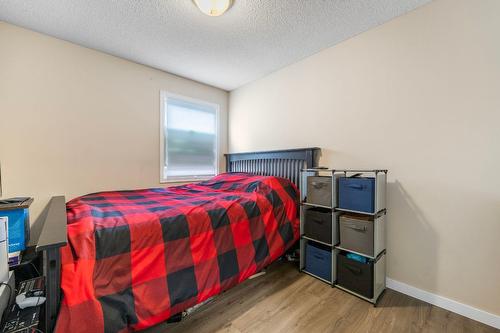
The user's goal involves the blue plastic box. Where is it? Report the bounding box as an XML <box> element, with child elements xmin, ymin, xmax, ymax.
<box><xmin>305</xmin><ymin>242</ymin><xmax>332</xmax><ymax>281</ymax></box>
<box><xmin>338</xmin><ymin>177</ymin><xmax>375</xmax><ymax>213</ymax></box>
<box><xmin>0</xmin><ymin>208</ymin><xmax>29</xmax><ymax>253</ymax></box>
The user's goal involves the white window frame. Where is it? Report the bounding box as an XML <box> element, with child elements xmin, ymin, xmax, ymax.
<box><xmin>160</xmin><ymin>91</ymin><xmax>220</xmax><ymax>183</ymax></box>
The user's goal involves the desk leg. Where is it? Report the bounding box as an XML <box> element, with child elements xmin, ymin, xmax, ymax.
<box><xmin>43</xmin><ymin>248</ymin><xmax>61</xmax><ymax>333</ymax></box>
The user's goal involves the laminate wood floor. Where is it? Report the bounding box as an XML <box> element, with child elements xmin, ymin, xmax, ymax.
<box><xmin>145</xmin><ymin>261</ymin><xmax>498</xmax><ymax>333</ymax></box>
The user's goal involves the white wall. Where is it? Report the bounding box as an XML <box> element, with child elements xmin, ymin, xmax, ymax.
<box><xmin>0</xmin><ymin>22</ymin><xmax>229</xmax><ymax>219</ymax></box>
<box><xmin>229</xmin><ymin>0</ymin><xmax>500</xmax><ymax>316</ymax></box>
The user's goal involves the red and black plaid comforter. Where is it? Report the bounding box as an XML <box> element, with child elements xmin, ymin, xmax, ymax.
<box><xmin>56</xmin><ymin>173</ymin><xmax>300</xmax><ymax>333</ymax></box>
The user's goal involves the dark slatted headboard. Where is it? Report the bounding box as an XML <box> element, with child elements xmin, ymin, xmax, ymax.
<box><xmin>224</xmin><ymin>148</ymin><xmax>321</xmax><ymax>190</ymax></box>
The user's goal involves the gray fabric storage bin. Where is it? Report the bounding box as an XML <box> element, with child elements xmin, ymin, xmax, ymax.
<box><xmin>306</xmin><ymin>176</ymin><xmax>332</xmax><ymax>207</ymax></box>
<box><xmin>339</xmin><ymin>214</ymin><xmax>374</xmax><ymax>256</ymax></box>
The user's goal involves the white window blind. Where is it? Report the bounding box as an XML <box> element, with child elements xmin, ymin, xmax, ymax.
<box><xmin>161</xmin><ymin>93</ymin><xmax>218</xmax><ymax>182</ymax></box>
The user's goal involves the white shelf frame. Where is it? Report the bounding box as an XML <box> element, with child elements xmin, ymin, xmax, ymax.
<box><xmin>299</xmin><ymin>168</ymin><xmax>388</xmax><ymax>305</ymax></box>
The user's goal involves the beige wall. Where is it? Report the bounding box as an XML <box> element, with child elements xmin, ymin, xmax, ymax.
<box><xmin>229</xmin><ymin>0</ymin><xmax>500</xmax><ymax>316</ymax></box>
<box><xmin>0</xmin><ymin>22</ymin><xmax>229</xmax><ymax>219</ymax></box>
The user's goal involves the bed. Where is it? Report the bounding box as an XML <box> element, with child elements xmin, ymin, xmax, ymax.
<box><xmin>32</xmin><ymin>148</ymin><xmax>321</xmax><ymax>332</ymax></box>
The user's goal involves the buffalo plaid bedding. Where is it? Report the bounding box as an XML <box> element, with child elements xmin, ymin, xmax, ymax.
<box><xmin>55</xmin><ymin>173</ymin><xmax>300</xmax><ymax>333</ymax></box>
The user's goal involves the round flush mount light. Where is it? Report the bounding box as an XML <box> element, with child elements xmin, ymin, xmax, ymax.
<box><xmin>193</xmin><ymin>0</ymin><xmax>233</xmax><ymax>17</ymax></box>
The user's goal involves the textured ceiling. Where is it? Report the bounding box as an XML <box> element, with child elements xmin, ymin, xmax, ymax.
<box><xmin>0</xmin><ymin>0</ymin><xmax>431</xmax><ymax>91</ymax></box>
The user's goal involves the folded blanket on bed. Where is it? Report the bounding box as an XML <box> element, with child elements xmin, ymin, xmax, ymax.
<box><xmin>56</xmin><ymin>173</ymin><xmax>299</xmax><ymax>333</ymax></box>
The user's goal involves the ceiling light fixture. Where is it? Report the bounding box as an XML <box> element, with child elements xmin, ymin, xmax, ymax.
<box><xmin>193</xmin><ymin>0</ymin><xmax>233</xmax><ymax>17</ymax></box>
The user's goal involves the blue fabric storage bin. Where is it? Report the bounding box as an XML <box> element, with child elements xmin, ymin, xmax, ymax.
<box><xmin>338</xmin><ymin>177</ymin><xmax>375</xmax><ymax>213</ymax></box>
<box><xmin>0</xmin><ymin>208</ymin><xmax>28</xmax><ymax>253</ymax></box>
<box><xmin>305</xmin><ymin>242</ymin><xmax>331</xmax><ymax>281</ymax></box>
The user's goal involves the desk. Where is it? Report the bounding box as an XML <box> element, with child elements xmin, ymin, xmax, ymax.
<box><xmin>28</xmin><ymin>196</ymin><xmax>67</xmax><ymax>333</ymax></box>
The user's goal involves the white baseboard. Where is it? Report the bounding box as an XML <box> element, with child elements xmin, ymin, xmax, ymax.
<box><xmin>386</xmin><ymin>278</ymin><xmax>500</xmax><ymax>329</ymax></box>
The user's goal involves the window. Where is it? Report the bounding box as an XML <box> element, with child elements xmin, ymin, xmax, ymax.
<box><xmin>160</xmin><ymin>92</ymin><xmax>219</xmax><ymax>182</ymax></box>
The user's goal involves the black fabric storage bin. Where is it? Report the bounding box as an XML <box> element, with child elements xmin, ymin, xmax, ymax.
<box><xmin>304</xmin><ymin>208</ymin><xmax>332</xmax><ymax>244</ymax></box>
<box><xmin>307</xmin><ymin>176</ymin><xmax>332</xmax><ymax>207</ymax></box>
<box><xmin>336</xmin><ymin>252</ymin><xmax>373</xmax><ymax>298</ymax></box>
<box><xmin>305</xmin><ymin>242</ymin><xmax>332</xmax><ymax>282</ymax></box>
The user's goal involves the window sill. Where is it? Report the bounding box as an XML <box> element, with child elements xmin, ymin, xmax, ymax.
<box><xmin>160</xmin><ymin>177</ymin><xmax>213</xmax><ymax>184</ymax></box>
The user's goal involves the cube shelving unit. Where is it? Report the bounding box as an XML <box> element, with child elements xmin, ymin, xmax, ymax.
<box><xmin>299</xmin><ymin>168</ymin><xmax>388</xmax><ymax>305</ymax></box>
